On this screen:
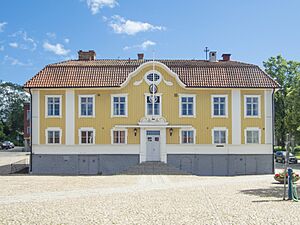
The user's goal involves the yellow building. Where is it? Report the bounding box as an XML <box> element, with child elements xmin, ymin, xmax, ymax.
<box><xmin>24</xmin><ymin>51</ymin><xmax>279</xmax><ymax>175</ymax></box>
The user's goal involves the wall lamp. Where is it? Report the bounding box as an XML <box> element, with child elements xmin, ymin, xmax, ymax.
<box><xmin>134</xmin><ymin>128</ymin><xmax>137</xmax><ymax>136</ymax></box>
<box><xmin>169</xmin><ymin>128</ymin><xmax>173</xmax><ymax>136</ymax></box>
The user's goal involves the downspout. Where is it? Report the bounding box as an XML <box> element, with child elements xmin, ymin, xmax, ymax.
<box><xmin>272</xmin><ymin>88</ymin><xmax>275</xmax><ymax>174</ymax></box>
<box><xmin>29</xmin><ymin>88</ymin><xmax>33</xmax><ymax>173</ymax></box>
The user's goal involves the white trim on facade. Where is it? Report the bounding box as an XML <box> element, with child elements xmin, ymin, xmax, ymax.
<box><xmin>144</xmin><ymin>70</ymin><xmax>163</xmax><ymax>85</ymax></box>
<box><xmin>179</xmin><ymin>128</ymin><xmax>196</xmax><ymax>144</ymax></box>
<box><xmin>45</xmin><ymin>127</ymin><xmax>62</xmax><ymax>145</ymax></box>
<box><xmin>32</xmin><ymin>90</ymin><xmax>40</xmax><ymax>145</ymax></box>
<box><xmin>211</xmin><ymin>94</ymin><xmax>228</xmax><ymax>118</ymax></box>
<box><xmin>144</xmin><ymin>93</ymin><xmax>163</xmax><ymax>117</ymax></box>
<box><xmin>244</xmin><ymin>127</ymin><xmax>261</xmax><ymax>144</ymax></box>
<box><xmin>78</xmin><ymin>95</ymin><xmax>95</xmax><ymax>118</ymax></box>
<box><xmin>78</xmin><ymin>127</ymin><xmax>96</xmax><ymax>145</ymax></box>
<box><xmin>110</xmin><ymin>93</ymin><xmax>128</xmax><ymax>117</ymax></box>
<box><xmin>231</xmin><ymin>90</ymin><xmax>241</xmax><ymax>144</ymax></box>
<box><xmin>65</xmin><ymin>89</ymin><xmax>75</xmax><ymax>145</ymax></box>
<box><xmin>211</xmin><ymin>127</ymin><xmax>228</xmax><ymax>144</ymax></box>
<box><xmin>244</xmin><ymin>95</ymin><xmax>261</xmax><ymax>118</ymax></box>
<box><xmin>178</xmin><ymin>94</ymin><xmax>196</xmax><ymax>118</ymax></box>
<box><xmin>45</xmin><ymin>95</ymin><xmax>62</xmax><ymax>118</ymax></box>
<box><xmin>111</xmin><ymin>128</ymin><xmax>128</xmax><ymax>144</ymax></box>
<box><xmin>264</xmin><ymin>90</ymin><xmax>273</xmax><ymax>144</ymax></box>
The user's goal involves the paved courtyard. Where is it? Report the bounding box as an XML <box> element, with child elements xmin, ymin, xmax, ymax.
<box><xmin>0</xmin><ymin>174</ymin><xmax>299</xmax><ymax>225</ymax></box>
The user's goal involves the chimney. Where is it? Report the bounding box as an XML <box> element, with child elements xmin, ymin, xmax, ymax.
<box><xmin>209</xmin><ymin>51</ymin><xmax>217</xmax><ymax>62</ymax></box>
<box><xmin>78</xmin><ymin>50</ymin><xmax>96</xmax><ymax>60</ymax></box>
<box><xmin>137</xmin><ymin>53</ymin><xmax>144</xmax><ymax>60</ymax></box>
<box><xmin>222</xmin><ymin>53</ymin><xmax>231</xmax><ymax>61</ymax></box>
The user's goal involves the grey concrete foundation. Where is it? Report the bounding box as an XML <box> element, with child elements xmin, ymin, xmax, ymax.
<box><xmin>32</xmin><ymin>154</ymin><xmax>139</xmax><ymax>175</ymax></box>
<box><xmin>167</xmin><ymin>154</ymin><xmax>273</xmax><ymax>176</ymax></box>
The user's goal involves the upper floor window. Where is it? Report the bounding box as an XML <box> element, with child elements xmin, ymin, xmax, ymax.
<box><xmin>111</xmin><ymin>94</ymin><xmax>128</xmax><ymax>117</ymax></box>
<box><xmin>26</xmin><ymin>110</ymin><xmax>30</xmax><ymax>121</ymax></box>
<box><xmin>245</xmin><ymin>95</ymin><xmax>260</xmax><ymax>117</ymax></box>
<box><xmin>245</xmin><ymin>128</ymin><xmax>260</xmax><ymax>144</ymax></box>
<box><xmin>144</xmin><ymin>70</ymin><xmax>162</xmax><ymax>85</ymax></box>
<box><xmin>211</xmin><ymin>95</ymin><xmax>228</xmax><ymax>117</ymax></box>
<box><xmin>46</xmin><ymin>128</ymin><xmax>61</xmax><ymax>144</ymax></box>
<box><xmin>79</xmin><ymin>95</ymin><xmax>95</xmax><ymax>117</ymax></box>
<box><xmin>46</xmin><ymin>95</ymin><xmax>61</xmax><ymax>117</ymax></box>
<box><xmin>180</xmin><ymin>129</ymin><xmax>195</xmax><ymax>144</ymax></box>
<box><xmin>212</xmin><ymin>128</ymin><xmax>228</xmax><ymax>144</ymax></box>
<box><xmin>146</xmin><ymin>94</ymin><xmax>161</xmax><ymax>116</ymax></box>
<box><xmin>112</xmin><ymin>129</ymin><xmax>127</xmax><ymax>144</ymax></box>
<box><xmin>179</xmin><ymin>95</ymin><xmax>196</xmax><ymax>117</ymax></box>
<box><xmin>79</xmin><ymin>128</ymin><xmax>95</xmax><ymax>144</ymax></box>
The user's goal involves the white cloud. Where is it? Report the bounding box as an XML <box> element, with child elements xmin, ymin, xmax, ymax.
<box><xmin>109</xmin><ymin>15</ymin><xmax>165</xmax><ymax>35</ymax></box>
<box><xmin>0</xmin><ymin>22</ymin><xmax>7</xmax><ymax>32</ymax></box>
<box><xmin>9</xmin><ymin>42</ymin><xmax>18</xmax><ymax>48</ymax></box>
<box><xmin>0</xmin><ymin>46</ymin><xmax>4</xmax><ymax>51</ymax></box>
<box><xmin>46</xmin><ymin>32</ymin><xmax>56</xmax><ymax>39</ymax></box>
<box><xmin>86</xmin><ymin>0</ymin><xmax>118</xmax><ymax>14</ymax></box>
<box><xmin>64</xmin><ymin>38</ymin><xmax>70</xmax><ymax>44</ymax></box>
<box><xmin>4</xmin><ymin>55</ymin><xmax>32</xmax><ymax>66</ymax></box>
<box><xmin>123</xmin><ymin>40</ymin><xmax>156</xmax><ymax>51</ymax></box>
<box><xmin>43</xmin><ymin>41</ymin><xmax>70</xmax><ymax>56</ymax></box>
<box><xmin>9</xmin><ymin>30</ymin><xmax>37</xmax><ymax>51</ymax></box>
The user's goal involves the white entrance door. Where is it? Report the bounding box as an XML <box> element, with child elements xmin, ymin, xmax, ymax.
<box><xmin>146</xmin><ymin>130</ymin><xmax>161</xmax><ymax>161</ymax></box>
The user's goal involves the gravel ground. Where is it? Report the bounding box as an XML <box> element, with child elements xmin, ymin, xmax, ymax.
<box><xmin>0</xmin><ymin>175</ymin><xmax>299</xmax><ymax>225</ymax></box>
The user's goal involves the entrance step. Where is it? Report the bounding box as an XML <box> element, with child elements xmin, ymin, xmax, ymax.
<box><xmin>121</xmin><ymin>162</ymin><xmax>190</xmax><ymax>175</ymax></box>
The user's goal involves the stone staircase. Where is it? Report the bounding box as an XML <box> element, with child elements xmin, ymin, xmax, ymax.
<box><xmin>121</xmin><ymin>162</ymin><xmax>190</xmax><ymax>175</ymax></box>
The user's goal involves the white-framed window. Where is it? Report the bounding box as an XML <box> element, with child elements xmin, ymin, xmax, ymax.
<box><xmin>144</xmin><ymin>70</ymin><xmax>162</xmax><ymax>85</ymax></box>
<box><xmin>180</xmin><ymin>129</ymin><xmax>196</xmax><ymax>144</ymax></box>
<box><xmin>27</xmin><ymin>126</ymin><xmax>31</xmax><ymax>135</ymax></box>
<box><xmin>26</xmin><ymin>109</ymin><xmax>30</xmax><ymax>121</ymax></box>
<box><xmin>179</xmin><ymin>94</ymin><xmax>196</xmax><ymax>117</ymax></box>
<box><xmin>46</xmin><ymin>127</ymin><xmax>62</xmax><ymax>144</ymax></box>
<box><xmin>111</xmin><ymin>94</ymin><xmax>128</xmax><ymax>117</ymax></box>
<box><xmin>111</xmin><ymin>129</ymin><xmax>127</xmax><ymax>144</ymax></box>
<box><xmin>145</xmin><ymin>93</ymin><xmax>162</xmax><ymax>117</ymax></box>
<box><xmin>244</xmin><ymin>95</ymin><xmax>260</xmax><ymax>118</ymax></box>
<box><xmin>212</xmin><ymin>127</ymin><xmax>228</xmax><ymax>144</ymax></box>
<box><xmin>79</xmin><ymin>128</ymin><xmax>95</xmax><ymax>144</ymax></box>
<box><xmin>45</xmin><ymin>95</ymin><xmax>62</xmax><ymax>117</ymax></box>
<box><xmin>79</xmin><ymin>95</ymin><xmax>95</xmax><ymax>117</ymax></box>
<box><xmin>211</xmin><ymin>95</ymin><xmax>228</xmax><ymax>117</ymax></box>
<box><xmin>245</xmin><ymin>127</ymin><xmax>261</xmax><ymax>144</ymax></box>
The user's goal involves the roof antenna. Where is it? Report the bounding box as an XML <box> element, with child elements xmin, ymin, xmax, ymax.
<box><xmin>204</xmin><ymin>47</ymin><xmax>209</xmax><ymax>60</ymax></box>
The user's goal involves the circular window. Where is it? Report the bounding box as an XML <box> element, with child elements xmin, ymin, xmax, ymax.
<box><xmin>144</xmin><ymin>71</ymin><xmax>162</xmax><ymax>85</ymax></box>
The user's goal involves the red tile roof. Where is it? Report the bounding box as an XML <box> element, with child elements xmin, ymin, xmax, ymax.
<box><xmin>24</xmin><ymin>59</ymin><xmax>280</xmax><ymax>88</ymax></box>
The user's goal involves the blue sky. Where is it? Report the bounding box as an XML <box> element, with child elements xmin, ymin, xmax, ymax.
<box><xmin>1</xmin><ymin>0</ymin><xmax>300</xmax><ymax>85</ymax></box>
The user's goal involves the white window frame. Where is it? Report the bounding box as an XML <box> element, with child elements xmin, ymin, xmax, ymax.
<box><xmin>45</xmin><ymin>127</ymin><xmax>62</xmax><ymax>145</ymax></box>
<box><xmin>244</xmin><ymin>95</ymin><xmax>261</xmax><ymax>118</ymax></box>
<box><xmin>79</xmin><ymin>127</ymin><xmax>95</xmax><ymax>145</ymax></box>
<box><xmin>212</xmin><ymin>127</ymin><xmax>228</xmax><ymax>144</ymax></box>
<box><xmin>78</xmin><ymin>95</ymin><xmax>95</xmax><ymax>118</ymax></box>
<box><xmin>45</xmin><ymin>95</ymin><xmax>62</xmax><ymax>118</ymax></box>
<box><xmin>26</xmin><ymin>109</ymin><xmax>30</xmax><ymax>121</ymax></box>
<box><xmin>144</xmin><ymin>93</ymin><xmax>162</xmax><ymax>117</ymax></box>
<box><xmin>244</xmin><ymin>127</ymin><xmax>261</xmax><ymax>144</ymax></box>
<box><xmin>179</xmin><ymin>94</ymin><xmax>196</xmax><ymax>117</ymax></box>
<box><xmin>111</xmin><ymin>94</ymin><xmax>128</xmax><ymax>117</ymax></box>
<box><xmin>179</xmin><ymin>128</ymin><xmax>196</xmax><ymax>144</ymax></box>
<box><xmin>144</xmin><ymin>70</ymin><xmax>162</xmax><ymax>85</ymax></box>
<box><xmin>211</xmin><ymin>95</ymin><xmax>228</xmax><ymax>118</ymax></box>
<box><xmin>111</xmin><ymin>128</ymin><xmax>128</xmax><ymax>145</ymax></box>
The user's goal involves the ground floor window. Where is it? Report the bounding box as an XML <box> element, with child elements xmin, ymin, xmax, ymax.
<box><xmin>46</xmin><ymin>128</ymin><xmax>61</xmax><ymax>144</ymax></box>
<box><xmin>80</xmin><ymin>128</ymin><xmax>95</xmax><ymax>144</ymax></box>
<box><xmin>212</xmin><ymin>128</ymin><xmax>227</xmax><ymax>144</ymax></box>
<box><xmin>112</xmin><ymin>129</ymin><xmax>127</xmax><ymax>144</ymax></box>
<box><xmin>245</xmin><ymin>128</ymin><xmax>260</xmax><ymax>144</ymax></box>
<box><xmin>180</xmin><ymin>130</ymin><xmax>195</xmax><ymax>144</ymax></box>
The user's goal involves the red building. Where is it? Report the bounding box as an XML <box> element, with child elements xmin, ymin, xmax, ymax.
<box><xmin>24</xmin><ymin>102</ymin><xmax>30</xmax><ymax>151</ymax></box>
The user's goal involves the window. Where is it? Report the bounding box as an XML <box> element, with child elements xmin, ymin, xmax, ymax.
<box><xmin>112</xmin><ymin>129</ymin><xmax>127</xmax><ymax>144</ymax></box>
<box><xmin>27</xmin><ymin>126</ymin><xmax>31</xmax><ymax>135</ymax></box>
<box><xmin>211</xmin><ymin>95</ymin><xmax>227</xmax><ymax>117</ymax></box>
<box><xmin>245</xmin><ymin>128</ymin><xmax>260</xmax><ymax>144</ymax></box>
<box><xmin>79</xmin><ymin>95</ymin><xmax>95</xmax><ymax>117</ymax></box>
<box><xmin>146</xmin><ymin>94</ymin><xmax>161</xmax><ymax>116</ymax></box>
<box><xmin>212</xmin><ymin>128</ymin><xmax>228</xmax><ymax>144</ymax></box>
<box><xmin>46</xmin><ymin>128</ymin><xmax>61</xmax><ymax>144</ymax></box>
<box><xmin>46</xmin><ymin>96</ymin><xmax>61</xmax><ymax>117</ymax></box>
<box><xmin>180</xmin><ymin>130</ymin><xmax>195</xmax><ymax>144</ymax></box>
<box><xmin>144</xmin><ymin>70</ymin><xmax>162</xmax><ymax>85</ymax></box>
<box><xmin>79</xmin><ymin>128</ymin><xmax>95</xmax><ymax>144</ymax></box>
<box><xmin>111</xmin><ymin>94</ymin><xmax>128</xmax><ymax>117</ymax></box>
<box><xmin>179</xmin><ymin>95</ymin><xmax>196</xmax><ymax>117</ymax></box>
<box><xmin>147</xmin><ymin>73</ymin><xmax>160</xmax><ymax>82</ymax></box>
<box><xmin>26</xmin><ymin>110</ymin><xmax>30</xmax><ymax>121</ymax></box>
<box><xmin>245</xmin><ymin>95</ymin><xmax>260</xmax><ymax>117</ymax></box>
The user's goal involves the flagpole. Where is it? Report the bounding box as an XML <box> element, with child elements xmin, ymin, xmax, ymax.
<box><xmin>152</xmin><ymin>50</ymin><xmax>155</xmax><ymax>119</ymax></box>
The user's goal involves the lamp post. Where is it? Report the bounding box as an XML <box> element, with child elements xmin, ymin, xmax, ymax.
<box><xmin>283</xmin><ymin>133</ymin><xmax>290</xmax><ymax>200</ymax></box>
